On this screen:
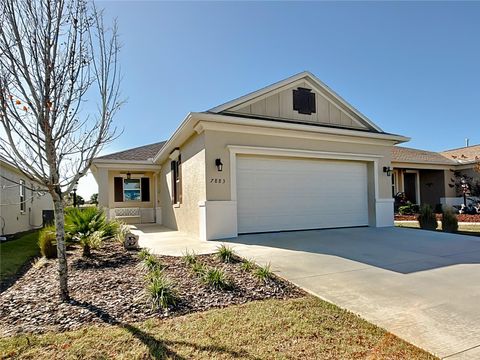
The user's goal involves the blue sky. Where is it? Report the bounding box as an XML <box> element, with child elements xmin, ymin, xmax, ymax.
<box><xmin>79</xmin><ymin>1</ymin><xmax>480</xmax><ymax>197</ymax></box>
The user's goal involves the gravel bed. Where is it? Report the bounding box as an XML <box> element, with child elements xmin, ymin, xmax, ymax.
<box><xmin>0</xmin><ymin>241</ymin><xmax>304</xmax><ymax>336</ymax></box>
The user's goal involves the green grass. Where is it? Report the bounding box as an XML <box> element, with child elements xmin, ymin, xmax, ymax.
<box><xmin>395</xmin><ymin>221</ymin><xmax>480</xmax><ymax>236</ymax></box>
<box><xmin>0</xmin><ymin>231</ymin><xmax>40</xmax><ymax>281</ymax></box>
<box><xmin>0</xmin><ymin>296</ymin><xmax>437</xmax><ymax>359</ymax></box>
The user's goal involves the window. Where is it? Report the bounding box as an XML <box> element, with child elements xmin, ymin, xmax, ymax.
<box><xmin>19</xmin><ymin>179</ymin><xmax>26</xmax><ymax>212</ymax></box>
<box><xmin>293</xmin><ymin>87</ymin><xmax>316</xmax><ymax>115</ymax></box>
<box><xmin>171</xmin><ymin>155</ymin><xmax>182</xmax><ymax>204</ymax></box>
<box><xmin>123</xmin><ymin>179</ymin><xmax>141</xmax><ymax>201</ymax></box>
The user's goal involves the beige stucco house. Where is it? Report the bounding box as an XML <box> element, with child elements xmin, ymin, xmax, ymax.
<box><xmin>92</xmin><ymin>72</ymin><xmax>412</xmax><ymax>240</ymax></box>
<box><xmin>391</xmin><ymin>145</ymin><xmax>480</xmax><ymax>207</ymax></box>
<box><xmin>0</xmin><ymin>157</ymin><xmax>53</xmax><ymax>236</ymax></box>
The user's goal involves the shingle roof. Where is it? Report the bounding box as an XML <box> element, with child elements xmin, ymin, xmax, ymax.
<box><xmin>440</xmin><ymin>144</ymin><xmax>480</xmax><ymax>164</ymax></box>
<box><xmin>392</xmin><ymin>146</ymin><xmax>456</xmax><ymax>165</ymax></box>
<box><xmin>95</xmin><ymin>141</ymin><xmax>166</xmax><ymax>161</ymax></box>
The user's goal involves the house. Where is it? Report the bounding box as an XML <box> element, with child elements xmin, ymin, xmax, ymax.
<box><xmin>91</xmin><ymin>71</ymin><xmax>410</xmax><ymax>240</ymax></box>
<box><xmin>391</xmin><ymin>145</ymin><xmax>480</xmax><ymax>207</ymax></box>
<box><xmin>0</xmin><ymin>157</ymin><xmax>53</xmax><ymax>236</ymax></box>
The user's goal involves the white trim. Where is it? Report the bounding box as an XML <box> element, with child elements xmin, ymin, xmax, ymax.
<box><xmin>169</xmin><ymin>149</ymin><xmax>180</xmax><ymax>160</ymax></box>
<box><xmin>227</xmin><ymin>145</ymin><xmax>381</xmax><ymax>202</ymax></box>
<box><xmin>208</xmin><ymin>71</ymin><xmax>384</xmax><ymax>132</ymax></box>
<box><xmin>152</xmin><ymin>111</ymin><xmax>408</xmax><ymax>164</ymax></box>
<box><xmin>375</xmin><ymin>198</ymin><xmax>394</xmax><ymax>227</ymax></box>
<box><xmin>92</xmin><ymin>162</ymin><xmax>161</xmax><ymax>171</ymax></box>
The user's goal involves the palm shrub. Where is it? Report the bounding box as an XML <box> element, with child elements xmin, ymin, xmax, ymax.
<box><xmin>202</xmin><ymin>267</ymin><xmax>232</xmax><ymax>290</ymax></box>
<box><xmin>65</xmin><ymin>207</ymin><xmax>118</xmax><ymax>257</ymax></box>
<box><xmin>417</xmin><ymin>204</ymin><xmax>438</xmax><ymax>231</ymax></box>
<box><xmin>442</xmin><ymin>207</ymin><xmax>459</xmax><ymax>233</ymax></box>
<box><xmin>38</xmin><ymin>226</ymin><xmax>57</xmax><ymax>259</ymax></box>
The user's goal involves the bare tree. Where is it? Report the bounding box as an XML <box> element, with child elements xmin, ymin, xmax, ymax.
<box><xmin>0</xmin><ymin>0</ymin><xmax>122</xmax><ymax>300</ymax></box>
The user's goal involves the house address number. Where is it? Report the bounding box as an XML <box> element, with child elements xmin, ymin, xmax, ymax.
<box><xmin>210</xmin><ymin>178</ymin><xmax>226</xmax><ymax>184</ymax></box>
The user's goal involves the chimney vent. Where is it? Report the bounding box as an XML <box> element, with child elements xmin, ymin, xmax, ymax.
<box><xmin>466</xmin><ymin>138</ymin><xmax>470</xmax><ymax>147</ymax></box>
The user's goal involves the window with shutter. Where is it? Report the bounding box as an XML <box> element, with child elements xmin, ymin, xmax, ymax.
<box><xmin>171</xmin><ymin>155</ymin><xmax>182</xmax><ymax>204</ymax></box>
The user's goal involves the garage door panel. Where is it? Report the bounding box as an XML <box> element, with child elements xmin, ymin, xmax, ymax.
<box><xmin>237</xmin><ymin>156</ymin><xmax>369</xmax><ymax>233</ymax></box>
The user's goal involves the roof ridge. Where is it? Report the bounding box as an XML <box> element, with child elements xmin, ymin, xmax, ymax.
<box><xmin>441</xmin><ymin>143</ymin><xmax>480</xmax><ymax>153</ymax></box>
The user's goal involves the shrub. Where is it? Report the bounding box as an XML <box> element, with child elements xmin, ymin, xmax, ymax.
<box><xmin>417</xmin><ymin>204</ymin><xmax>438</xmax><ymax>231</ymax></box>
<box><xmin>191</xmin><ymin>261</ymin><xmax>206</xmax><ymax>275</ymax></box>
<box><xmin>398</xmin><ymin>203</ymin><xmax>420</xmax><ymax>215</ymax></box>
<box><xmin>142</xmin><ymin>253</ymin><xmax>162</xmax><ymax>271</ymax></box>
<box><xmin>146</xmin><ymin>275</ymin><xmax>177</xmax><ymax>310</ymax></box>
<box><xmin>38</xmin><ymin>226</ymin><xmax>57</xmax><ymax>259</ymax></box>
<box><xmin>254</xmin><ymin>263</ymin><xmax>273</xmax><ymax>282</ymax></box>
<box><xmin>182</xmin><ymin>250</ymin><xmax>197</xmax><ymax>266</ymax></box>
<box><xmin>216</xmin><ymin>244</ymin><xmax>236</xmax><ymax>263</ymax></box>
<box><xmin>240</xmin><ymin>258</ymin><xmax>255</xmax><ymax>272</ymax></box>
<box><xmin>138</xmin><ymin>248</ymin><xmax>151</xmax><ymax>261</ymax></box>
<box><xmin>202</xmin><ymin>267</ymin><xmax>232</xmax><ymax>290</ymax></box>
<box><xmin>442</xmin><ymin>207</ymin><xmax>459</xmax><ymax>233</ymax></box>
<box><xmin>65</xmin><ymin>207</ymin><xmax>121</xmax><ymax>257</ymax></box>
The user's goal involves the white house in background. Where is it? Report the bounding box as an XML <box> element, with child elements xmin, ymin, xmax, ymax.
<box><xmin>91</xmin><ymin>71</ymin><xmax>410</xmax><ymax>240</ymax></box>
<box><xmin>0</xmin><ymin>157</ymin><xmax>53</xmax><ymax>236</ymax></box>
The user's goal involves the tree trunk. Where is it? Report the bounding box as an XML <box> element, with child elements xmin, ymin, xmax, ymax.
<box><xmin>52</xmin><ymin>194</ymin><xmax>69</xmax><ymax>301</ymax></box>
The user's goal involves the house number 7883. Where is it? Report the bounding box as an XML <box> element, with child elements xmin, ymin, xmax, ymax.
<box><xmin>210</xmin><ymin>178</ymin><xmax>226</xmax><ymax>184</ymax></box>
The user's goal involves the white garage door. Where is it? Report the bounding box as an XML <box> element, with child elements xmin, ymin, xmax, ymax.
<box><xmin>236</xmin><ymin>156</ymin><xmax>369</xmax><ymax>233</ymax></box>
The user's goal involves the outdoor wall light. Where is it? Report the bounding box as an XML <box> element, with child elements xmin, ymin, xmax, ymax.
<box><xmin>383</xmin><ymin>166</ymin><xmax>392</xmax><ymax>176</ymax></box>
<box><xmin>215</xmin><ymin>158</ymin><xmax>223</xmax><ymax>172</ymax></box>
<box><xmin>126</xmin><ymin>172</ymin><xmax>131</xmax><ymax>179</ymax></box>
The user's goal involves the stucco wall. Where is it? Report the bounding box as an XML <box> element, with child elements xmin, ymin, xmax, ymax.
<box><xmin>0</xmin><ymin>162</ymin><xmax>53</xmax><ymax>235</ymax></box>
<box><xmin>159</xmin><ymin>133</ymin><xmax>206</xmax><ymax>237</ymax></box>
<box><xmin>203</xmin><ymin>129</ymin><xmax>393</xmax><ymax>201</ymax></box>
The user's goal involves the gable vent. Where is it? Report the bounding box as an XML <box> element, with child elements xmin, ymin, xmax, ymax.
<box><xmin>293</xmin><ymin>87</ymin><xmax>316</xmax><ymax>115</ymax></box>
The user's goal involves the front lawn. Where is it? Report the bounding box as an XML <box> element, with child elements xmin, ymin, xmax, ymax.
<box><xmin>0</xmin><ymin>296</ymin><xmax>437</xmax><ymax>359</ymax></box>
<box><xmin>395</xmin><ymin>221</ymin><xmax>480</xmax><ymax>236</ymax></box>
<box><xmin>0</xmin><ymin>231</ymin><xmax>39</xmax><ymax>284</ymax></box>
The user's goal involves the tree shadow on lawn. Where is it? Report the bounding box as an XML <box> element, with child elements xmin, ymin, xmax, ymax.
<box><xmin>70</xmin><ymin>299</ymin><xmax>260</xmax><ymax>360</ymax></box>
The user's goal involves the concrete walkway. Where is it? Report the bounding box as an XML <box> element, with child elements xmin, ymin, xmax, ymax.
<box><xmin>133</xmin><ymin>224</ymin><xmax>480</xmax><ymax>359</ymax></box>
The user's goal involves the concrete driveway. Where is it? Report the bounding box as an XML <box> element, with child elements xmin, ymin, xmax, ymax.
<box><xmin>136</xmin><ymin>225</ymin><xmax>480</xmax><ymax>359</ymax></box>
<box><xmin>223</xmin><ymin>227</ymin><xmax>480</xmax><ymax>359</ymax></box>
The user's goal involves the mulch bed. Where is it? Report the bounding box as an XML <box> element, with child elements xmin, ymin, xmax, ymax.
<box><xmin>395</xmin><ymin>214</ymin><xmax>480</xmax><ymax>222</ymax></box>
<box><xmin>0</xmin><ymin>241</ymin><xmax>304</xmax><ymax>337</ymax></box>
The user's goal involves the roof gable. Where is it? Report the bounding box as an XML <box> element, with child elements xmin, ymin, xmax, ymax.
<box><xmin>209</xmin><ymin>71</ymin><xmax>382</xmax><ymax>132</ymax></box>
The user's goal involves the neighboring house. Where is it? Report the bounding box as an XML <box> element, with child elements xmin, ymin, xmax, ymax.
<box><xmin>91</xmin><ymin>71</ymin><xmax>410</xmax><ymax>240</ymax></box>
<box><xmin>391</xmin><ymin>145</ymin><xmax>480</xmax><ymax>207</ymax></box>
<box><xmin>0</xmin><ymin>157</ymin><xmax>53</xmax><ymax>236</ymax></box>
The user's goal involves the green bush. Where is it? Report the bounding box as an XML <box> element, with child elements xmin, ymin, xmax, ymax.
<box><xmin>138</xmin><ymin>248</ymin><xmax>151</xmax><ymax>261</ymax></box>
<box><xmin>38</xmin><ymin>226</ymin><xmax>57</xmax><ymax>259</ymax></box>
<box><xmin>191</xmin><ymin>261</ymin><xmax>206</xmax><ymax>275</ymax></box>
<box><xmin>182</xmin><ymin>250</ymin><xmax>197</xmax><ymax>266</ymax></box>
<box><xmin>142</xmin><ymin>253</ymin><xmax>162</xmax><ymax>271</ymax></box>
<box><xmin>417</xmin><ymin>204</ymin><xmax>438</xmax><ymax>231</ymax></box>
<box><xmin>254</xmin><ymin>263</ymin><xmax>273</xmax><ymax>282</ymax></box>
<box><xmin>216</xmin><ymin>244</ymin><xmax>235</xmax><ymax>263</ymax></box>
<box><xmin>398</xmin><ymin>203</ymin><xmax>420</xmax><ymax>215</ymax></box>
<box><xmin>442</xmin><ymin>207</ymin><xmax>459</xmax><ymax>233</ymax></box>
<box><xmin>65</xmin><ymin>207</ymin><xmax>120</xmax><ymax>257</ymax></box>
<box><xmin>146</xmin><ymin>274</ymin><xmax>177</xmax><ymax>310</ymax></box>
<box><xmin>202</xmin><ymin>267</ymin><xmax>232</xmax><ymax>290</ymax></box>
<box><xmin>240</xmin><ymin>258</ymin><xmax>255</xmax><ymax>272</ymax></box>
